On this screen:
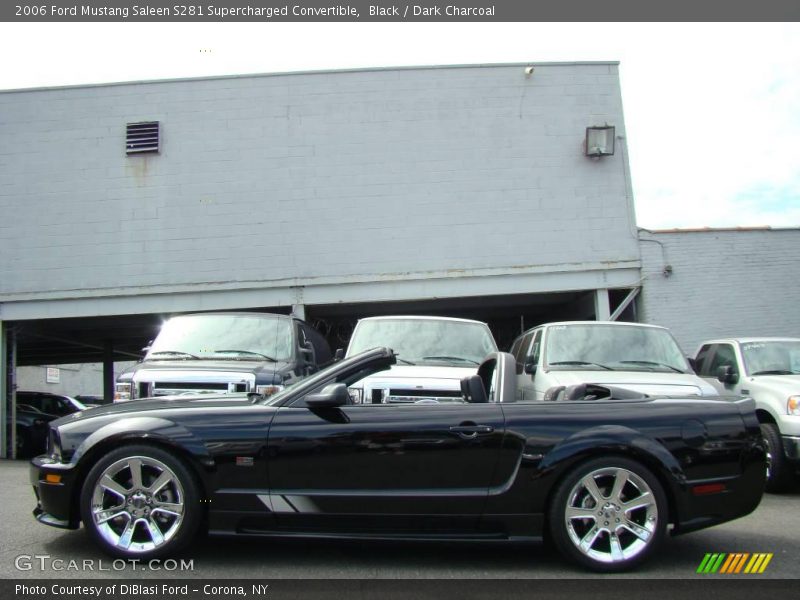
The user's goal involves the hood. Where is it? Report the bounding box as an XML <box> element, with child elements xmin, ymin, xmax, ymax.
<box><xmin>352</xmin><ymin>364</ymin><xmax>477</xmax><ymax>388</ymax></box>
<box><xmin>747</xmin><ymin>374</ymin><xmax>800</xmax><ymax>395</ymax></box>
<box><xmin>54</xmin><ymin>394</ymin><xmax>257</xmax><ymax>426</ymax></box>
<box><xmin>547</xmin><ymin>370</ymin><xmax>717</xmax><ymax>397</ymax></box>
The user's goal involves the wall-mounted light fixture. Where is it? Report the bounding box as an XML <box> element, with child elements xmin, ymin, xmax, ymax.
<box><xmin>585</xmin><ymin>125</ymin><xmax>615</xmax><ymax>158</ymax></box>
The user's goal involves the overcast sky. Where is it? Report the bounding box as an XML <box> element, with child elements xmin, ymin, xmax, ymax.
<box><xmin>1</xmin><ymin>22</ymin><xmax>798</xmax><ymax>230</ymax></box>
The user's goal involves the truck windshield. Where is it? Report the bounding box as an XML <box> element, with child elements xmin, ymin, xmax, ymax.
<box><xmin>545</xmin><ymin>324</ymin><xmax>688</xmax><ymax>373</ymax></box>
<box><xmin>146</xmin><ymin>315</ymin><xmax>293</xmax><ymax>361</ymax></box>
<box><xmin>740</xmin><ymin>341</ymin><xmax>800</xmax><ymax>375</ymax></box>
<box><xmin>347</xmin><ymin>319</ymin><xmax>496</xmax><ymax>366</ymax></box>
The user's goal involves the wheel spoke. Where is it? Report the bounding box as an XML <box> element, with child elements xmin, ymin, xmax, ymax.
<box><xmin>93</xmin><ymin>506</ymin><xmax>127</xmax><ymax>525</ymax></box>
<box><xmin>148</xmin><ymin>471</ymin><xmax>173</xmax><ymax>495</ymax></box>
<box><xmin>127</xmin><ymin>458</ymin><xmax>144</xmax><ymax>490</ymax></box>
<box><xmin>118</xmin><ymin>518</ymin><xmax>137</xmax><ymax>549</ymax></box>
<box><xmin>579</xmin><ymin>525</ymin><xmax>602</xmax><ymax>553</ymax></box>
<box><xmin>566</xmin><ymin>506</ymin><xmax>598</xmax><ymax>521</ymax></box>
<box><xmin>609</xmin><ymin>533</ymin><xmax>624</xmax><ymax>561</ymax></box>
<box><xmin>100</xmin><ymin>475</ymin><xmax>129</xmax><ymax>499</ymax></box>
<box><xmin>609</xmin><ymin>470</ymin><xmax>629</xmax><ymax>503</ymax></box>
<box><xmin>621</xmin><ymin>518</ymin><xmax>652</xmax><ymax>541</ymax></box>
<box><xmin>144</xmin><ymin>518</ymin><xmax>165</xmax><ymax>546</ymax></box>
<box><xmin>622</xmin><ymin>491</ymin><xmax>654</xmax><ymax>512</ymax></box>
<box><xmin>581</xmin><ymin>475</ymin><xmax>606</xmax><ymax>504</ymax></box>
<box><xmin>152</xmin><ymin>501</ymin><xmax>183</xmax><ymax>517</ymax></box>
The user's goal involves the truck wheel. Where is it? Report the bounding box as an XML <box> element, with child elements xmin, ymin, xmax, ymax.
<box><xmin>80</xmin><ymin>445</ymin><xmax>202</xmax><ymax>559</ymax></box>
<box><xmin>548</xmin><ymin>457</ymin><xmax>667</xmax><ymax>572</ymax></box>
<box><xmin>761</xmin><ymin>423</ymin><xmax>795</xmax><ymax>493</ymax></box>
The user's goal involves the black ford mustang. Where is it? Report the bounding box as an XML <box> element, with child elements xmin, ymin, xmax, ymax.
<box><xmin>31</xmin><ymin>348</ymin><xmax>765</xmax><ymax>571</ymax></box>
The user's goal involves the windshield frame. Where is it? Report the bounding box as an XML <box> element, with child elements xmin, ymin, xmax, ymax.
<box><xmin>543</xmin><ymin>323</ymin><xmax>690</xmax><ymax>374</ymax></box>
<box><xmin>345</xmin><ymin>317</ymin><xmax>497</xmax><ymax>366</ymax></box>
<box><xmin>738</xmin><ymin>339</ymin><xmax>800</xmax><ymax>377</ymax></box>
<box><xmin>145</xmin><ymin>313</ymin><xmax>296</xmax><ymax>362</ymax></box>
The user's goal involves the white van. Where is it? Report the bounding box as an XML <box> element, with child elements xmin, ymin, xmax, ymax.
<box><xmin>509</xmin><ymin>321</ymin><xmax>718</xmax><ymax>401</ymax></box>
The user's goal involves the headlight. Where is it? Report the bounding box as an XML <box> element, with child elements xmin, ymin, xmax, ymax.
<box><xmin>255</xmin><ymin>384</ymin><xmax>284</xmax><ymax>397</ymax></box>
<box><xmin>48</xmin><ymin>429</ymin><xmax>62</xmax><ymax>462</ymax></box>
<box><xmin>788</xmin><ymin>395</ymin><xmax>800</xmax><ymax>416</ymax></box>
<box><xmin>348</xmin><ymin>387</ymin><xmax>364</xmax><ymax>404</ymax></box>
<box><xmin>114</xmin><ymin>382</ymin><xmax>132</xmax><ymax>402</ymax></box>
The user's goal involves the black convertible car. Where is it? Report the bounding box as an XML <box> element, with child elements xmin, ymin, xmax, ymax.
<box><xmin>31</xmin><ymin>348</ymin><xmax>765</xmax><ymax>571</ymax></box>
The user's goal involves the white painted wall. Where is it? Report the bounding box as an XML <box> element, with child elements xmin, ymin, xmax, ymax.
<box><xmin>0</xmin><ymin>63</ymin><xmax>638</xmax><ymax>319</ymax></box>
<box><xmin>638</xmin><ymin>228</ymin><xmax>800</xmax><ymax>354</ymax></box>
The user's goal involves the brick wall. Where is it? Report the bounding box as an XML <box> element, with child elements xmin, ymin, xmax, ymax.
<box><xmin>638</xmin><ymin>228</ymin><xmax>800</xmax><ymax>354</ymax></box>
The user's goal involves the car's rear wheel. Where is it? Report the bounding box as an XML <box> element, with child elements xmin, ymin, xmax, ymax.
<box><xmin>80</xmin><ymin>445</ymin><xmax>201</xmax><ymax>559</ymax></box>
<box><xmin>548</xmin><ymin>457</ymin><xmax>667</xmax><ymax>572</ymax></box>
<box><xmin>761</xmin><ymin>423</ymin><xmax>794</xmax><ymax>493</ymax></box>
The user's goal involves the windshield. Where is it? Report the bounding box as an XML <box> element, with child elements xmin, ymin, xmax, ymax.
<box><xmin>146</xmin><ymin>315</ymin><xmax>294</xmax><ymax>361</ymax></box>
<box><xmin>346</xmin><ymin>319</ymin><xmax>497</xmax><ymax>365</ymax></box>
<box><xmin>740</xmin><ymin>341</ymin><xmax>800</xmax><ymax>375</ymax></box>
<box><xmin>545</xmin><ymin>324</ymin><xmax>688</xmax><ymax>373</ymax></box>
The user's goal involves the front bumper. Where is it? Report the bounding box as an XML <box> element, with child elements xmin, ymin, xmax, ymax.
<box><xmin>30</xmin><ymin>455</ymin><xmax>80</xmax><ymax>530</ymax></box>
<box><xmin>782</xmin><ymin>435</ymin><xmax>800</xmax><ymax>462</ymax></box>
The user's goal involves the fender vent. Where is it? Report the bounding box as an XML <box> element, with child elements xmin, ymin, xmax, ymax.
<box><xmin>126</xmin><ymin>121</ymin><xmax>160</xmax><ymax>155</ymax></box>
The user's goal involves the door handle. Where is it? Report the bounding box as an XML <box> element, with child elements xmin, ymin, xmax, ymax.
<box><xmin>449</xmin><ymin>424</ymin><xmax>494</xmax><ymax>439</ymax></box>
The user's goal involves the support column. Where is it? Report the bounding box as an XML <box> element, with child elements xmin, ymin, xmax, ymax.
<box><xmin>594</xmin><ymin>288</ymin><xmax>611</xmax><ymax>321</ymax></box>
<box><xmin>0</xmin><ymin>320</ymin><xmax>6</xmax><ymax>459</ymax></box>
<box><xmin>103</xmin><ymin>339</ymin><xmax>114</xmax><ymax>404</ymax></box>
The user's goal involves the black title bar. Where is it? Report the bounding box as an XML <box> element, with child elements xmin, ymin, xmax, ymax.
<box><xmin>3</xmin><ymin>0</ymin><xmax>800</xmax><ymax>22</ymax></box>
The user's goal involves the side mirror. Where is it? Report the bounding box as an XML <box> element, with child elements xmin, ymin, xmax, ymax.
<box><xmin>716</xmin><ymin>365</ymin><xmax>738</xmax><ymax>385</ymax></box>
<box><xmin>523</xmin><ymin>358</ymin><xmax>537</xmax><ymax>376</ymax></box>
<box><xmin>334</xmin><ymin>348</ymin><xmax>345</xmax><ymax>361</ymax></box>
<box><xmin>306</xmin><ymin>383</ymin><xmax>349</xmax><ymax>408</ymax></box>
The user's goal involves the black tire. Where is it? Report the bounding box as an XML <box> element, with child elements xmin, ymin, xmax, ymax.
<box><xmin>761</xmin><ymin>423</ymin><xmax>795</xmax><ymax>493</ymax></box>
<box><xmin>80</xmin><ymin>444</ymin><xmax>202</xmax><ymax>560</ymax></box>
<box><xmin>548</xmin><ymin>457</ymin><xmax>667</xmax><ymax>572</ymax></box>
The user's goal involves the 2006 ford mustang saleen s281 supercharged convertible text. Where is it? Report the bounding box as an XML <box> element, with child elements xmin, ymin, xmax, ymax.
<box><xmin>31</xmin><ymin>348</ymin><xmax>765</xmax><ymax>571</ymax></box>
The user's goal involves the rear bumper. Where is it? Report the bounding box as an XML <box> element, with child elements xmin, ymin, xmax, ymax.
<box><xmin>29</xmin><ymin>455</ymin><xmax>80</xmax><ymax>530</ymax></box>
<box><xmin>672</xmin><ymin>446</ymin><xmax>766</xmax><ymax>535</ymax></box>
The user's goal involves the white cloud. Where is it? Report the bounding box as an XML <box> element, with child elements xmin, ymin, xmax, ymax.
<box><xmin>1</xmin><ymin>22</ymin><xmax>798</xmax><ymax>229</ymax></box>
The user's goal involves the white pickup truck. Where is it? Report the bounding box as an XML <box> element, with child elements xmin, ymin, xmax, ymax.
<box><xmin>344</xmin><ymin>315</ymin><xmax>498</xmax><ymax>404</ymax></box>
<box><xmin>694</xmin><ymin>337</ymin><xmax>800</xmax><ymax>492</ymax></box>
<box><xmin>509</xmin><ymin>321</ymin><xmax>719</xmax><ymax>402</ymax></box>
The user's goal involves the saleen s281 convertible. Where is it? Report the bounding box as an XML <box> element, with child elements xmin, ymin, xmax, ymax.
<box><xmin>31</xmin><ymin>348</ymin><xmax>765</xmax><ymax>571</ymax></box>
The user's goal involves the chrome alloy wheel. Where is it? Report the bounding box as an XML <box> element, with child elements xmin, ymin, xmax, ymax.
<box><xmin>563</xmin><ymin>467</ymin><xmax>659</xmax><ymax>564</ymax></box>
<box><xmin>90</xmin><ymin>456</ymin><xmax>185</xmax><ymax>553</ymax></box>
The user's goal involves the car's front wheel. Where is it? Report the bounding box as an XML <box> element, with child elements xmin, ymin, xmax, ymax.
<box><xmin>548</xmin><ymin>457</ymin><xmax>667</xmax><ymax>572</ymax></box>
<box><xmin>80</xmin><ymin>444</ymin><xmax>201</xmax><ymax>559</ymax></box>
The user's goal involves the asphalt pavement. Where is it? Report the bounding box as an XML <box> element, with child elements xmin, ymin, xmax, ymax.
<box><xmin>2</xmin><ymin>459</ymin><xmax>798</xmax><ymax>580</ymax></box>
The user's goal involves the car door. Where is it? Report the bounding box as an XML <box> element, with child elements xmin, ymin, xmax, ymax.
<box><xmin>266</xmin><ymin>393</ymin><xmax>505</xmax><ymax>533</ymax></box>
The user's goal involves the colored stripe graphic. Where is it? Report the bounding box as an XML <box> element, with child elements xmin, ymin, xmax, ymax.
<box><xmin>699</xmin><ymin>553</ymin><xmax>772</xmax><ymax>574</ymax></box>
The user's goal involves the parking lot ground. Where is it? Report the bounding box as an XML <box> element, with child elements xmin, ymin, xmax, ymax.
<box><xmin>3</xmin><ymin>459</ymin><xmax>799</xmax><ymax>579</ymax></box>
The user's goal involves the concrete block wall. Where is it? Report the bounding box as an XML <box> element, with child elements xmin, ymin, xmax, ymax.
<box><xmin>638</xmin><ymin>228</ymin><xmax>800</xmax><ymax>354</ymax></box>
<box><xmin>0</xmin><ymin>63</ymin><xmax>638</xmax><ymax>304</ymax></box>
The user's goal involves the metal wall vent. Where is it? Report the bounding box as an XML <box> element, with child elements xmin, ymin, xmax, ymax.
<box><xmin>126</xmin><ymin>121</ymin><xmax>160</xmax><ymax>155</ymax></box>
